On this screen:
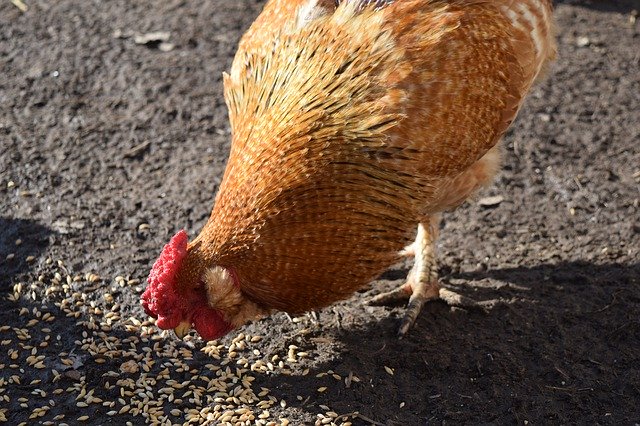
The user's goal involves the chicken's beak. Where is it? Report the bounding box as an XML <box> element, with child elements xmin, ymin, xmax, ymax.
<box><xmin>174</xmin><ymin>321</ymin><xmax>191</xmax><ymax>339</ymax></box>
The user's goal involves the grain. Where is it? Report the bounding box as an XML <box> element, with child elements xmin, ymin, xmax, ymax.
<box><xmin>1</xmin><ymin>267</ymin><xmax>344</xmax><ymax>425</ymax></box>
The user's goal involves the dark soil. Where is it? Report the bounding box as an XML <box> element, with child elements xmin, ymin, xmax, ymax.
<box><xmin>1</xmin><ymin>0</ymin><xmax>639</xmax><ymax>424</ymax></box>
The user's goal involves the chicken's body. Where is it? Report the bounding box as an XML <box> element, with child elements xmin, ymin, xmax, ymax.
<box><xmin>142</xmin><ymin>0</ymin><xmax>556</xmax><ymax>340</ymax></box>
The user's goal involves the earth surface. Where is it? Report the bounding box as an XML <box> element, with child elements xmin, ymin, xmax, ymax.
<box><xmin>1</xmin><ymin>0</ymin><xmax>639</xmax><ymax>424</ymax></box>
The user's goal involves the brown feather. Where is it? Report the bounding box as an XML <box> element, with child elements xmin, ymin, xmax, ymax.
<box><xmin>175</xmin><ymin>0</ymin><xmax>556</xmax><ymax>316</ymax></box>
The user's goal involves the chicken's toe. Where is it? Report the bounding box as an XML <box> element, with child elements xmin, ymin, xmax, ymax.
<box><xmin>395</xmin><ymin>278</ymin><xmax>439</xmax><ymax>337</ymax></box>
<box><xmin>368</xmin><ymin>283</ymin><xmax>412</xmax><ymax>306</ymax></box>
<box><xmin>438</xmin><ymin>287</ymin><xmax>480</xmax><ymax>308</ymax></box>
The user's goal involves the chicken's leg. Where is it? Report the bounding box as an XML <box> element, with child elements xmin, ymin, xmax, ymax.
<box><xmin>369</xmin><ymin>215</ymin><xmax>476</xmax><ymax>336</ymax></box>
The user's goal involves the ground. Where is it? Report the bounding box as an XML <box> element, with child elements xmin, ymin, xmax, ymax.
<box><xmin>1</xmin><ymin>0</ymin><xmax>639</xmax><ymax>424</ymax></box>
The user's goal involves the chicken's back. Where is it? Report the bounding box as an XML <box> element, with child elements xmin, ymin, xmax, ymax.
<box><xmin>383</xmin><ymin>0</ymin><xmax>554</xmax><ymax>174</ymax></box>
<box><xmin>233</xmin><ymin>0</ymin><xmax>555</xmax><ymax>194</ymax></box>
<box><xmin>190</xmin><ymin>0</ymin><xmax>556</xmax><ymax>313</ymax></box>
<box><xmin>379</xmin><ymin>0</ymin><xmax>556</xmax><ymax>212</ymax></box>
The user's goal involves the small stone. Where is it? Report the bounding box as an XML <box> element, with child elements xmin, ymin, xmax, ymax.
<box><xmin>478</xmin><ymin>195</ymin><xmax>504</xmax><ymax>207</ymax></box>
<box><xmin>576</xmin><ymin>36</ymin><xmax>590</xmax><ymax>47</ymax></box>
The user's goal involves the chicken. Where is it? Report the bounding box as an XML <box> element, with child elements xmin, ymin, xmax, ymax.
<box><xmin>142</xmin><ymin>0</ymin><xmax>556</xmax><ymax>340</ymax></box>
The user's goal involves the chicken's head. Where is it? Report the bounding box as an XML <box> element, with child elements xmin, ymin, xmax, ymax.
<box><xmin>141</xmin><ymin>230</ymin><xmax>233</xmax><ymax>340</ymax></box>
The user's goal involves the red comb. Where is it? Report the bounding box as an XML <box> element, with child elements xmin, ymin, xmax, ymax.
<box><xmin>141</xmin><ymin>230</ymin><xmax>188</xmax><ymax>328</ymax></box>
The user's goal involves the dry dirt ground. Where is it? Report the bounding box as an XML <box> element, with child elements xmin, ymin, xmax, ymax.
<box><xmin>1</xmin><ymin>0</ymin><xmax>639</xmax><ymax>424</ymax></box>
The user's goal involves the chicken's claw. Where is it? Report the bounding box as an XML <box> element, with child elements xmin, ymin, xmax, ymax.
<box><xmin>370</xmin><ymin>280</ymin><xmax>482</xmax><ymax>337</ymax></box>
<box><xmin>369</xmin><ymin>216</ymin><xmax>483</xmax><ymax>337</ymax></box>
<box><xmin>398</xmin><ymin>296</ymin><xmax>426</xmax><ymax>337</ymax></box>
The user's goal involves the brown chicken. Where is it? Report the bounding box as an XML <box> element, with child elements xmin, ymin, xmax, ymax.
<box><xmin>142</xmin><ymin>0</ymin><xmax>556</xmax><ymax>340</ymax></box>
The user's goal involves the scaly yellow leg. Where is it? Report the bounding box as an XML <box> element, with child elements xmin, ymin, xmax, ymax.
<box><xmin>369</xmin><ymin>215</ymin><xmax>476</xmax><ymax>336</ymax></box>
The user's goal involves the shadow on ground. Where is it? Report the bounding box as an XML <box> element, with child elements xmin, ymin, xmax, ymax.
<box><xmin>258</xmin><ymin>260</ymin><xmax>640</xmax><ymax>425</ymax></box>
<box><xmin>0</xmin><ymin>217</ymin><xmax>52</xmax><ymax>287</ymax></box>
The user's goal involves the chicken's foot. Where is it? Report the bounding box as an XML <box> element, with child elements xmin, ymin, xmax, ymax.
<box><xmin>369</xmin><ymin>216</ymin><xmax>478</xmax><ymax>337</ymax></box>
